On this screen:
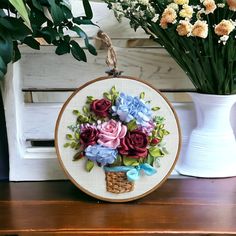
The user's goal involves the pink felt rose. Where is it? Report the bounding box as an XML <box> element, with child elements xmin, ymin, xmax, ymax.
<box><xmin>97</xmin><ymin>119</ymin><xmax>127</xmax><ymax>149</ymax></box>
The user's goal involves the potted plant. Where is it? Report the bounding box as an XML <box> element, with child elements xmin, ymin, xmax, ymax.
<box><xmin>0</xmin><ymin>0</ymin><xmax>97</xmax><ymax>179</ymax></box>
<box><xmin>0</xmin><ymin>0</ymin><xmax>97</xmax><ymax>80</ymax></box>
<box><xmin>103</xmin><ymin>0</ymin><xmax>236</xmax><ymax>177</ymax></box>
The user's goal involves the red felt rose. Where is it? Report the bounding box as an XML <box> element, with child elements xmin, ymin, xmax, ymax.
<box><xmin>90</xmin><ymin>99</ymin><xmax>112</xmax><ymax>117</ymax></box>
<box><xmin>118</xmin><ymin>130</ymin><xmax>148</xmax><ymax>158</ymax></box>
<box><xmin>80</xmin><ymin>127</ymin><xmax>99</xmax><ymax>148</ymax></box>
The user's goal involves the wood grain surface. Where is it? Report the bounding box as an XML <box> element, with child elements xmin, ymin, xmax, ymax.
<box><xmin>1</xmin><ymin>179</ymin><xmax>236</xmax><ymax>235</ymax></box>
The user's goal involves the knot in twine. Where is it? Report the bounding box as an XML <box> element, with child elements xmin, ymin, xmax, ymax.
<box><xmin>97</xmin><ymin>30</ymin><xmax>117</xmax><ymax>70</ymax></box>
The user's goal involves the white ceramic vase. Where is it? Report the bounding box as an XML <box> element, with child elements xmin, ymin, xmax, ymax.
<box><xmin>176</xmin><ymin>93</ymin><xmax>236</xmax><ymax>177</ymax></box>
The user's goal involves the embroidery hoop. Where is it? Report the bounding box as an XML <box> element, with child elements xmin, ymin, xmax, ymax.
<box><xmin>54</xmin><ymin>32</ymin><xmax>181</xmax><ymax>202</ymax></box>
<box><xmin>55</xmin><ymin>76</ymin><xmax>181</xmax><ymax>202</ymax></box>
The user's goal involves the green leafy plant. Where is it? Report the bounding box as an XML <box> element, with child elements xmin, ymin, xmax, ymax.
<box><xmin>0</xmin><ymin>0</ymin><xmax>97</xmax><ymax>80</ymax></box>
<box><xmin>104</xmin><ymin>0</ymin><xmax>236</xmax><ymax>95</ymax></box>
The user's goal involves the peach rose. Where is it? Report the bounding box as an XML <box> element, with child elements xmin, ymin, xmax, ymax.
<box><xmin>203</xmin><ymin>0</ymin><xmax>217</xmax><ymax>14</ymax></box>
<box><xmin>227</xmin><ymin>0</ymin><xmax>236</xmax><ymax>11</ymax></box>
<box><xmin>176</xmin><ymin>20</ymin><xmax>192</xmax><ymax>36</ymax></box>
<box><xmin>214</xmin><ymin>19</ymin><xmax>235</xmax><ymax>36</ymax></box>
<box><xmin>160</xmin><ymin>7</ymin><xmax>177</xmax><ymax>29</ymax></box>
<box><xmin>97</xmin><ymin>119</ymin><xmax>127</xmax><ymax>149</ymax></box>
<box><xmin>192</xmin><ymin>20</ymin><xmax>208</xmax><ymax>38</ymax></box>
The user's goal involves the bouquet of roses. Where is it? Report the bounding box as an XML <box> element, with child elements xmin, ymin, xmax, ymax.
<box><xmin>103</xmin><ymin>0</ymin><xmax>236</xmax><ymax>95</ymax></box>
<box><xmin>65</xmin><ymin>86</ymin><xmax>169</xmax><ymax>193</ymax></box>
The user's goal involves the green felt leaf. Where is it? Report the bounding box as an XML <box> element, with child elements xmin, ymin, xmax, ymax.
<box><xmin>146</xmin><ymin>154</ymin><xmax>154</xmax><ymax>166</ymax></box>
<box><xmin>73</xmin><ymin>110</ymin><xmax>80</xmax><ymax>115</ymax></box>
<box><xmin>64</xmin><ymin>142</ymin><xmax>70</xmax><ymax>148</ymax></box>
<box><xmin>103</xmin><ymin>92</ymin><xmax>112</xmax><ymax>100</ymax></box>
<box><xmin>9</xmin><ymin>0</ymin><xmax>31</xmax><ymax>28</ymax></box>
<box><xmin>86</xmin><ymin>160</ymin><xmax>94</xmax><ymax>172</ymax></box>
<box><xmin>152</xmin><ymin>107</ymin><xmax>160</xmax><ymax>111</ymax></box>
<box><xmin>127</xmin><ymin>120</ymin><xmax>137</xmax><ymax>131</ymax></box>
<box><xmin>149</xmin><ymin>147</ymin><xmax>164</xmax><ymax>158</ymax></box>
<box><xmin>82</xmin><ymin>106</ymin><xmax>89</xmax><ymax>113</ymax></box>
<box><xmin>70</xmin><ymin>142</ymin><xmax>76</xmax><ymax>148</ymax></box>
<box><xmin>75</xmin><ymin>131</ymin><xmax>80</xmax><ymax>140</ymax></box>
<box><xmin>73</xmin><ymin>151</ymin><xmax>83</xmax><ymax>161</ymax></box>
<box><xmin>123</xmin><ymin>156</ymin><xmax>139</xmax><ymax>166</ymax></box>
<box><xmin>140</xmin><ymin>92</ymin><xmax>145</xmax><ymax>99</ymax></box>
<box><xmin>66</xmin><ymin>134</ymin><xmax>73</xmax><ymax>140</ymax></box>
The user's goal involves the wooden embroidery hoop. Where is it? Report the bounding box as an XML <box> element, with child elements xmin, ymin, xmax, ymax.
<box><xmin>54</xmin><ymin>32</ymin><xmax>181</xmax><ymax>202</ymax></box>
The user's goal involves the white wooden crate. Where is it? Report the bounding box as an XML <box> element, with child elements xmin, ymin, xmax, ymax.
<box><xmin>1</xmin><ymin>1</ymin><xmax>236</xmax><ymax>180</ymax></box>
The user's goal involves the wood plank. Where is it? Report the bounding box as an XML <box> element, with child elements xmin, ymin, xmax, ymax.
<box><xmin>23</xmin><ymin>102</ymin><xmax>195</xmax><ymax>140</ymax></box>
<box><xmin>20</xmin><ymin>47</ymin><xmax>193</xmax><ymax>90</ymax></box>
<box><xmin>26</xmin><ymin>91</ymin><xmax>192</xmax><ymax>103</ymax></box>
<box><xmin>1</xmin><ymin>179</ymin><xmax>236</xmax><ymax>234</ymax></box>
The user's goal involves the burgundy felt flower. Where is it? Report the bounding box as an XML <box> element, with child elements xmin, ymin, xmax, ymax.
<box><xmin>90</xmin><ymin>99</ymin><xmax>112</xmax><ymax>117</ymax></box>
<box><xmin>118</xmin><ymin>130</ymin><xmax>148</xmax><ymax>158</ymax></box>
<box><xmin>80</xmin><ymin>126</ymin><xmax>99</xmax><ymax>148</ymax></box>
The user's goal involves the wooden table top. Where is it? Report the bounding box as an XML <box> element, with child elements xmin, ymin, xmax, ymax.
<box><xmin>0</xmin><ymin>178</ymin><xmax>236</xmax><ymax>235</ymax></box>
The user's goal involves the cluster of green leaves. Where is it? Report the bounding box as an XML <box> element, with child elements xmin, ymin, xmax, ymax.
<box><xmin>0</xmin><ymin>0</ymin><xmax>97</xmax><ymax>80</ymax></box>
<box><xmin>103</xmin><ymin>85</ymin><xmax>119</xmax><ymax>104</ymax></box>
<box><xmin>146</xmin><ymin>116</ymin><xmax>169</xmax><ymax>167</ymax></box>
<box><xmin>105</xmin><ymin>0</ymin><xmax>236</xmax><ymax>94</ymax></box>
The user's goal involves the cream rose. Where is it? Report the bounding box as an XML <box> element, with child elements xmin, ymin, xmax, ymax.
<box><xmin>203</xmin><ymin>0</ymin><xmax>217</xmax><ymax>14</ymax></box>
<box><xmin>179</xmin><ymin>4</ymin><xmax>194</xmax><ymax>18</ymax></box>
<box><xmin>214</xmin><ymin>19</ymin><xmax>235</xmax><ymax>36</ymax></box>
<box><xmin>192</xmin><ymin>20</ymin><xmax>208</xmax><ymax>38</ymax></box>
<box><xmin>176</xmin><ymin>20</ymin><xmax>193</xmax><ymax>36</ymax></box>
<box><xmin>174</xmin><ymin>0</ymin><xmax>189</xmax><ymax>5</ymax></box>
<box><xmin>160</xmin><ymin>7</ymin><xmax>177</xmax><ymax>29</ymax></box>
<box><xmin>97</xmin><ymin>119</ymin><xmax>127</xmax><ymax>149</ymax></box>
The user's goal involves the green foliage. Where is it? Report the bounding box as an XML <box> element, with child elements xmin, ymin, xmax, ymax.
<box><xmin>0</xmin><ymin>0</ymin><xmax>97</xmax><ymax>80</ymax></box>
<box><xmin>86</xmin><ymin>160</ymin><xmax>94</xmax><ymax>172</ymax></box>
<box><xmin>123</xmin><ymin>156</ymin><xmax>140</xmax><ymax>166</ymax></box>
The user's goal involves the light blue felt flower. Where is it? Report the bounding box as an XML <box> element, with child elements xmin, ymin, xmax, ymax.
<box><xmin>85</xmin><ymin>144</ymin><xmax>118</xmax><ymax>166</ymax></box>
<box><xmin>112</xmin><ymin>92</ymin><xmax>152</xmax><ymax>126</ymax></box>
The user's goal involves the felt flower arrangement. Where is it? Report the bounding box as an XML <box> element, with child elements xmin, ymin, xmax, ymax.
<box><xmin>65</xmin><ymin>86</ymin><xmax>169</xmax><ymax>192</ymax></box>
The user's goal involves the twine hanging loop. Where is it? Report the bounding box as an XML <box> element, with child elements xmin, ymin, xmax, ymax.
<box><xmin>97</xmin><ymin>30</ymin><xmax>123</xmax><ymax>77</ymax></box>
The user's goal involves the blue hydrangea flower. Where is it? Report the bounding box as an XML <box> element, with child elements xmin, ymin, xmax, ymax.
<box><xmin>85</xmin><ymin>144</ymin><xmax>118</xmax><ymax>166</ymax></box>
<box><xmin>112</xmin><ymin>92</ymin><xmax>152</xmax><ymax>126</ymax></box>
